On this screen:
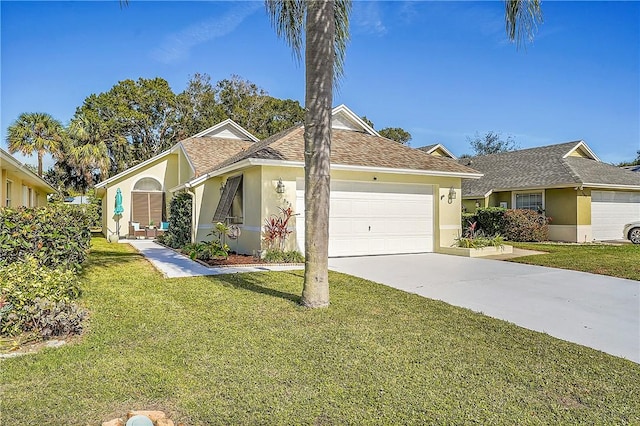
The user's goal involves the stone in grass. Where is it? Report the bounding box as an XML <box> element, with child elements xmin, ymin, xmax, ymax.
<box><xmin>126</xmin><ymin>415</ymin><xmax>153</xmax><ymax>426</ymax></box>
<box><xmin>127</xmin><ymin>410</ymin><xmax>167</xmax><ymax>422</ymax></box>
<box><xmin>101</xmin><ymin>419</ymin><xmax>124</xmax><ymax>426</ymax></box>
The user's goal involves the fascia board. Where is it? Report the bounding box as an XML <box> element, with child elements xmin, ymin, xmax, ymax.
<box><xmin>95</xmin><ymin>149</ymin><xmax>172</xmax><ymax>188</ymax></box>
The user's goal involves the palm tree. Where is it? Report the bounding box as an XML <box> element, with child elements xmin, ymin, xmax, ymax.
<box><xmin>65</xmin><ymin>115</ymin><xmax>111</xmax><ymax>192</ymax></box>
<box><xmin>266</xmin><ymin>0</ymin><xmax>351</xmax><ymax>308</ymax></box>
<box><xmin>6</xmin><ymin>112</ymin><xmax>65</xmax><ymax>176</ymax></box>
<box><xmin>266</xmin><ymin>0</ymin><xmax>542</xmax><ymax>308</ymax></box>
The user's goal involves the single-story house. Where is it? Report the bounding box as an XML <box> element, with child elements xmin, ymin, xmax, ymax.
<box><xmin>459</xmin><ymin>141</ymin><xmax>640</xmax><ymax>242</ymax></box>
<box><xmin>1</xmin><ymin>148</ymin><xmax>57</xmax><ymax>208</ymax></box>
<box><xmin>416</xmin><ymin>143</ymin><xmax>457</xmax><ymax>160</ymax></box>
<box><xmin>96</xmin><ymin>105</ymin><xmax>481</xmax><ymax>256</ymax></box>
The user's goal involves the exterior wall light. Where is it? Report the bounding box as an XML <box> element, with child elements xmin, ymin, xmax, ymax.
<box><xmin>276</xmin><ymin>178</ymin><xmax>285</xmax><ymax>194</ymax></box>
<box><xmin>448</xmin><ymin>186</ymin><xmax>456</xmax><ymax>204</ymax></box>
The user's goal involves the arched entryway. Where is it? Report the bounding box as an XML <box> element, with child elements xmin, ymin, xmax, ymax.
<box><xmin>131</xmin><ymin>177</ymin><xmax>164</xmax><ymax>226</ymax></box>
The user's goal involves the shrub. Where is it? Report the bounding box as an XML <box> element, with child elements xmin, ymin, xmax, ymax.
<box><xmin>0</xmin><ymin>204</ymin><xmax>91</xmax><ymax>270</ymax></box>
<box><xmin>502</xmin><ymin>209</ymin><xmax>550</xmax><ymax>242</ymax></box>
<box><xmin>264</xmin><ymin>249</ymin><xmax>304</xmax><ymax>263</ymax></box>
<box><xmin>23</xmin><ymin>298</ymin><xmax>88</xmax><ymax>339</ymax></box>
<box><xmin>476</xmin><ymin>207</ymin><xmax>507</xmax><ymax>237</ymax></box>
<box><xmin>263</xmin><ymin>207</ymin><xmax>295</xmax><ymax>251</ymax></box>
<box><xmin>462</xmin><ymin>212</ymin><xmax>477</xmax><ymax>233</ymax></box>
<box><xmin>161</xmin><ymin>192</ymin><xmax>192</xmax><ymax>249</ymax></box>
<box><xmin>0</xmin><ymin>258</ymin><xmax>85</xmax><ymax>337</ymax></box>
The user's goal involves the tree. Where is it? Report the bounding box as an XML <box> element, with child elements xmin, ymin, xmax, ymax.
<box><xmin>6</xmin><ymin>112</ymin><xmax>65</xmax><ymax>176</ymax></box>
<box><xmin>618</xmin><ymin>150</ymin><xmax>640</xmax><ymax>167</ymax></box>
<box><xmin>360</xmin><ymin>116</ymin><xmax>412</xmax><ymax>144</ymax></box>
<box><xmin>267</xmin><ymin>0</ymin><xmax>352</xmax><ymax>308</ymax></box>
<box><xmin>65</xmin><ymin>115</ymin><xmax>111</xmax><ymax>192</ymax></box>
<box><xmin>379</xmin><ymin>127</ymin><xmax>412</xmax><ymax>145</ymax></box>
<box><xmin>267</xmin><ymin>0</ymin><xmax>541</xmax><ymax>308</ymax></box>
<box><xmin>467</xmin><ymin>131</ymin><xmax>519</xmax><ymax>156</ymax></box>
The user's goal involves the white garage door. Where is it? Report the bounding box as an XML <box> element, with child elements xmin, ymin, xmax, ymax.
<box><xmin>296</xmin><ymin>180</ymin><xmax>434</xmax><ymax>257</ymax></box>
<box><xmin>591</xmin><ymin>191</ymin><xmax>640</xmax><ymax>240</ymax></box>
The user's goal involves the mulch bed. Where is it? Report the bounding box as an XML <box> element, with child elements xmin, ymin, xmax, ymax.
<box><xmin>203</xmin><ymin>253</ymin><xmax>265</xmax><ymax>267</ymax></box>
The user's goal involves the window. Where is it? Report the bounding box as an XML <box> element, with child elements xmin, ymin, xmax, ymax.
<box><xmin>515</xmin><ymin>193</ymin><xmax>543</xmax><ymax>211</ymax></box>
<box><xmin>131</xmin><ymin>177</ymin><xmax>164</xmax><ymax>226</ymax></box>
<box><xmin>213</xmin><ymin>175</ymin><xmax>243</xmax><ymax>224</ymax></box>
<box><xmin>5</xmin><ymin>180</ymin><xmax>12</xmax><ymax>207</ymax></box>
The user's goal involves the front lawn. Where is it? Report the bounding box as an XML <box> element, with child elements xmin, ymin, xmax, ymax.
<box><xmin>2</xmin><ymin>238</ymin><xmax>639</xmax><ymax>425</ymax></box>
<box><xmin>509</xmin><ymin>242</ymin><xmax>640</xmax><ymax>281</ymax></box>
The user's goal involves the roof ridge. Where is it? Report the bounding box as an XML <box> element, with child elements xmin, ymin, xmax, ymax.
<box><xmin>467</xmin><ymin>140</ymin><xmax>583</xmax><ymax>160</ymax></box>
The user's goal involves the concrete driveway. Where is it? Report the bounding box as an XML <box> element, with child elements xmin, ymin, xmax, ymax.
<box><xmin>329</xmin><ymin>253</ymin><xmax>639</xmax><ymax>364</ymax></box>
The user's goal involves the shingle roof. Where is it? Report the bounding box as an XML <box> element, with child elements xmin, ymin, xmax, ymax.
<box><xmin>417</xmin><ymin>144</ymin><xmax>438</xmax><ymax>152</ymax></box>
<box><xmin>460</xmin><ymin>141</ymin><xmax>640</xmax><ymax>197</ymax></box>
<box><xmin>201</xmin><ymin>127</ymin><xmax>480</xmax><ymax>176</ymax></box>
<box><xmin>180</xmin><ymin>137</ymin><xmax>253</xmax><ymax>177</ymax></box>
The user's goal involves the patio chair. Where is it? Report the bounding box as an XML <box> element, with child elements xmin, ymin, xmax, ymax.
<box><xmin>129</xmin><ymin>222</ymin><xmax>146</xmax><ymax>238</ymax></box>
<box><xmin>157</xmin><ymin>221</ymin><xmax>169</xmax><ymax>235</ymax></box>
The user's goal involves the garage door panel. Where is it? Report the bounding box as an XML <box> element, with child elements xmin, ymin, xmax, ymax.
<box><xmin>592</xmin><ymin>191</ymin><xmax>640</xmax><ymax>240</ymax></box>
<box><xmin>296</xmin><ymin>181</ymin><xmax>434</xmax><ymax>256</ymax></box>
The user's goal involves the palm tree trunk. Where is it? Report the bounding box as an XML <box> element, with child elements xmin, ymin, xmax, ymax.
<box><xmin>37</xmin><ymin>150</ymin><xmax>44</xmax><ymax>177</ymax></box>
<box><xmin>301</xmin><ymin>0</ymin><xmax>334</xmax><ymax>308</ymax></box>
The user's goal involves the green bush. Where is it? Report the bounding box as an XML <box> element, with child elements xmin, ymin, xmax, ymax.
<box><xmin>161</xmin><ymin>192</ymin><xmax>192</xmax><ymax>249</ymax></box>
<box><xmin>0</xmin><ymin>204</ymin><xmax>91</xmax><ymax>270</ymax></box>
<box><xmin>0</xmin><ymin>258</ymin><xmax>84</xmax><ymax>337</ymax></box>
<box><xmin>264</xmin><ymin>249</ymin><xmax>304</xmax><ymax>263</ymax></box>
<box><xmin>476</xmin><ymin>207</ymin><xmax>507</xmax><ymax>237</ymax></box>
<box><xmin>23</xmin><ymin>298</ymin><xmax>88</xmax><ymax>339</ymax></box>
<box><xmin>502</xmin><ymin>209</ymin><xmax>550</xmax><ymax>242</ymax></box>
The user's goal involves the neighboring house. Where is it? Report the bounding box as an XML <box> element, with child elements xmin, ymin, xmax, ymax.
<box><xmin>96</xmin><ymin>105</ymin><xmax>481</xmax><ymax>256</ymax></box>
<box><xmin>0</xmin><ymin>148</ymin><xmax>57</xmax><ymax>208</ymax></box>
<box><xmin>622</xmin><ymin>165</ymin><xmax>640</xmax><ymax>172</ymax></box>
<box><xmin>416</xmin><ymin>143</ymin><xmax>457</xmax><ymax>159</ymax></box>
<box><xmin>459</xmin><ymin>141</ymin><xmax>640</xmax><ymax>242</ymax></box>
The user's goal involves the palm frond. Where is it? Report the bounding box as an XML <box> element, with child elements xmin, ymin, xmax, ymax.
<box><xmin>265</xmin><ymin>0</ymin><xmax>306</xmax><ymax>63</ymax></box>
<box><xmin>505</xmin><ymin>0</ymin><xmax>543</xmax><ymax>48</ymax></box>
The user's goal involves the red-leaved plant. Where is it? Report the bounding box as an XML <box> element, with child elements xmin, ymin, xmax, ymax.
<box><xmin>263</xmin><ymin>207</ymin><xmax>295</xmax><ymax>251</ymax></box>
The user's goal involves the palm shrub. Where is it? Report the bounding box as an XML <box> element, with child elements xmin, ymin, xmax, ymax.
<box><xmin>159</xmin><ymin>192</ymin><xmax>192</xmax><ymax>249</ymax></box>
<box><xmin>0</xmin><ymin>204</ymin><xmax>91</xmax><ymax>270</ymax></box>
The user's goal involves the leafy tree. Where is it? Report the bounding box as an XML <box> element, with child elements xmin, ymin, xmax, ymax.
<box><xmin>64</xmin><ymin>115</ymin><xmax>111</xmax><ymax>192</ymax></box>
<box><xmin>6</xmin><ymin>112</ymin><xmax>65</xmax><ymax>176</ymax></box>
<box><xmin>467</xmin><ymin>131</ymin><xmax>519</xmax><ymax>156</ymax></box>
<box><xmin>267</xmin><ymin>0</ymin><xmax>352</xmax><ymax>308</ymax></box>
<box><xmin>618</xmin><ymin>150</ymin><xmax>640</xmax><ymax>167</ymax></box>
<box><xmin>174</xmin><ymin>73</ymin><xmax>224</xmax><ymax>140</ymax></box>
<box><xmin>360</xmin><ymin>116</ymin><xmax>412</xmax><ymax>144</ymax></box>
<box><xmin>379</xmin><ymin>127</ymin><xmax>412</xmax><ymax>145</ymax></box>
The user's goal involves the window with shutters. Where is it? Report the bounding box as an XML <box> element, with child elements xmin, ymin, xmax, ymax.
<box><xmin>131</xmin><ymin>177</ymin><xmax>164</xmax><ymax>226</ymax></box>
<box><xmin>213</xmin><ymin>175</ymin><xmax>243</xmax><ymax>224</ymax></box>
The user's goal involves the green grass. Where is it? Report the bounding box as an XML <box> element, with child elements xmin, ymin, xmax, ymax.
<box><xmin>2</xmin><ymin>238</ymin><xmax>639</xmax><ymax>425</ymax></box>
<box><xmin>508</xmin><ymin>242</ymin><xmax>640</xmax><ymax>281</ymax></box>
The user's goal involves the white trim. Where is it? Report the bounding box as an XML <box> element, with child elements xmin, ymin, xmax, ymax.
<box><xmin>95</xmin><ymin>149</ymin><xmax>172</xmax><ymax>189</ymax></box>
<box><xmin>584</xmin><ymin>183</ymin><xmax>640</xmax><ymax>191</ymax></box>
<box><xmin>191</xmin><ymin>118</ymin><xmax>259</xmax><ymax>142</ymax></box>
<box><xmin>562</xmin><ymin>140</ymin><xmax>600</xmax><ymax>162</ymax></box>
<box><xmin>175</xmin><ymin>143</ymin><xmax>196</xmax><ymax>176</ymax></box>
<box><xmin>332</xmin><ymin>104</ymin><xmax>380</xmax><ymax>137</ymax></box>
<box><xmin>329</xmin><ymin>163</ymin><xmax>483</xmax><ymax>179</ymax></box>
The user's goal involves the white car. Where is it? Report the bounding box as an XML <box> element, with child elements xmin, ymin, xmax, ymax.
<box><xmin>623</xmin><ymin>221</ymin><xmax>640</xmax><ymax>244</ymax></box>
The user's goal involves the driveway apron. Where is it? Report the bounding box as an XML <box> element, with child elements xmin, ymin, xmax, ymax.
<box><xmin>329</xmin><ymin>253</ymin><xmax>639</xmax><ymax>364</ymax></box>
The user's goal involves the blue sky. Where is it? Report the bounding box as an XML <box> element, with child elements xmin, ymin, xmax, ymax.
<box><xmin>2</xmin><ymin>1</ymin><xmax>639</xmax><ymax>169</ymax></box>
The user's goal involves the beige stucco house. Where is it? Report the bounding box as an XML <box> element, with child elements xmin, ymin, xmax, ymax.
<box><xmin>459</xmin><ymin>141</ymin><xmax>640</xmax><ymax>242</ymax></box>
<box><xmin>1</xmin><ymin>148</ymin><xmax>57</xmax><ymax>208</ymax></box>
<box><xmin>96</xmin><ymin>105</ymin><xmax>481</xmax><ymax>256</ymax></box>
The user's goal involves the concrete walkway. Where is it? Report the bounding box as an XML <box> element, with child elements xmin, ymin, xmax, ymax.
<box><xmin>329</xmin><ymin>253</ymin><xmax>640</xmax><ymax>364</ymax></box>
<box><xmin>126</xmin><ymin>240</ymin><xmax>301</xmax><ymax>278</ymax></box>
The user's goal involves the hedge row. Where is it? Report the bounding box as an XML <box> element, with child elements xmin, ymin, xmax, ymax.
<box><xmin>462</xmin><ymin>207</ymin><xmax>549</xmax><ymax>242</ymax></box>
<box><xmin>0</xmin><ymin>204</ymin><xmax>92</xmax><ymax>271</ymax></box>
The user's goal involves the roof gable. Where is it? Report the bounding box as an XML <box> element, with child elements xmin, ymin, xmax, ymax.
<box><xmin>0</xmin><ymin>148</ymin><xmax>57</xmax><ymax>193</ymax></box>
<box><xmin>563</xmin><ymin>140</ymin><xmax>599</xmax><ymax>161</ymax></box>
<box><xmin>417</xmin><ymin>143</ymin><xmax>457</xmax><ymax>159</ymax></box>
<box><xmin>192</xmin><ymin>119</ymin><xmax>259</xmax><ymax>142</ymax></box>
<box><xmin>331</xmin><ymin>105</ymin><xmax>379</xmax><ymax>136</ymax></box>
